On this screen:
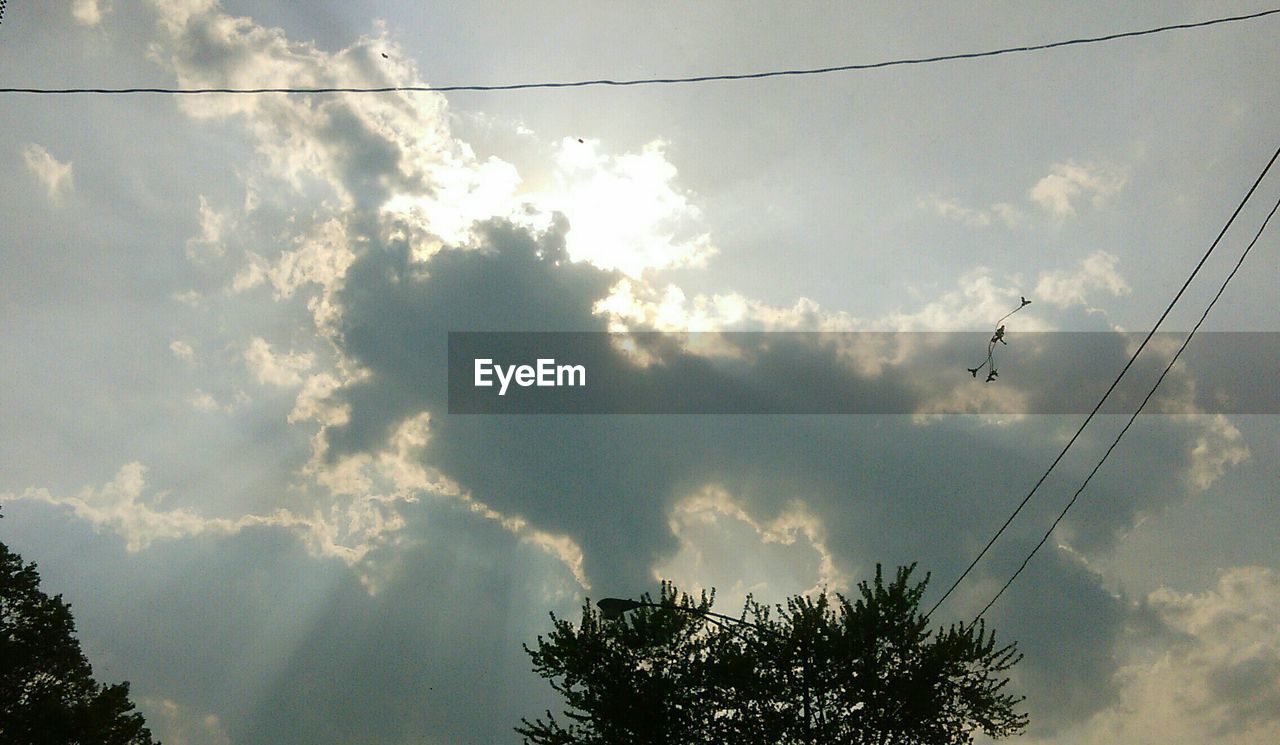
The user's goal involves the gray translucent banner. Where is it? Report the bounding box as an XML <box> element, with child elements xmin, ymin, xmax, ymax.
<box><xmin>447</xmin><ymin>332</ymin><xmax>1278</xmax><ymax>414</ymax></box>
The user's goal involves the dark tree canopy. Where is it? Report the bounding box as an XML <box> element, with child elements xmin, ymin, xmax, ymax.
<box><xmin>519</xmin><ymin>564</ymin><xmax>1026</xmax><ymax>745</ymax></box>
<box><xmin>0</xmin><ymin>535</ymin><xmax>158</xmax><ymax>745</ymax></box>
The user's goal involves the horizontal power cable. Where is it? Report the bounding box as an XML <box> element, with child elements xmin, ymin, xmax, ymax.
<box><xmin>1</xmin><ymin>8</ymin><xmax>1278</xmax><ymax>95</ymax></box>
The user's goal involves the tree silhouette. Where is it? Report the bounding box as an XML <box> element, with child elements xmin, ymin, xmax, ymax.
<box><xmin>1</xmin><ymin>525</ymin><xmax>158</xmax><ymax>744</ymax></box>
<box><xmin>518</xmin><ymin>564</ymin><xmax>1026</xmax><ymax>744</ymax></box>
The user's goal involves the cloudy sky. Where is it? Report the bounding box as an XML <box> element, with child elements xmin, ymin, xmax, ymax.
<box><xmin>2</xmin><ymin>2</ymin><xmax>1279</xmax><ymax>743</ymax></box>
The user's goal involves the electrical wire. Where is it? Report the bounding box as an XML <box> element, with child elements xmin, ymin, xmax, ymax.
<box><xmin>1</xmin><ymin>8</ymin><xmax>1277</xmax><ymax>95</ymax></box>
<box><xmin>925</xmin><ymin>142</ymin><xmax>1280</xmax><ymax>621</ymax></box>
<box><xmin>973</xmin><ymin>190</ymin><xmax>1280</xmax><ymax>621</ymax></box>
<box><xmin>968</xmin><ymin>297</ymin><xmax>1031</xmax><ymax>381</ymax></box>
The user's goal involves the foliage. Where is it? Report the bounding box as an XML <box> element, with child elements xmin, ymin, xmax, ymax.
<box><xmin>0</xmin><ymin>533</ymin><xmax>159</xmax><ymax>744</ymax></box>
<box><xmin>518</xmin><ymin>564</ymin><xmax>1026</xmax><ymax>744</ymax></box>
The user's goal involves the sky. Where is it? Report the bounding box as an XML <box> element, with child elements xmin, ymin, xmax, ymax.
<box><xmin>1</xmin><ymin>1</ymin><xmax>1278</xmax><ymax>743</ymax></box>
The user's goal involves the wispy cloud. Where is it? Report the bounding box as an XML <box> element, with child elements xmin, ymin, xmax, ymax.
<box><xmin>3</xmin><ymin>462</ymin><xmax>411</xmax><ymax>565</ymax></box>
<box><xmin>1034</xmin><ymin>250</ymin><xmax>1130</xmax><ymax>308</ymax></box>
<box><xmin>184</xmin><ymin>196</ymin><xmax>230</xmax><ymax>262</ymax></box>
<box><xmin>23</xmin><ymin>144</ymin><xmax>74</xmax><ymax>203</ymax></box>
<box><xmin>925</xmin><ymin>196</ymin><xmax>1023</xmax><ymax>228</ymax></box>
<box><xmin>71</xmin><ymin>0</ymin><xmax>110</xmax><ymax>27</ymax></box>
<box><xmin>1030</xmin><ymin>161</ymin><xmax>1128</xmax><ymax>219</ymax></box>
<box><xmin>244</xmin><ymin>337</ymin><xmax>313</xmax><ymax>387</ymax></box>
<box><xmin>169</xmin><ymin>340</ymin><xmax>195</xmax><ymax>362</ymax></box>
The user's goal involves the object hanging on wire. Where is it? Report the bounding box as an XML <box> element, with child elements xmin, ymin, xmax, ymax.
<box><xmin>967</xmin><ymin>296</ymin><xmax>1030</xmax><ymax>382</ymax></box>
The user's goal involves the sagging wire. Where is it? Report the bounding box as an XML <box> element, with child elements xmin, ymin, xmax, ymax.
<box><xmin>967</xmin><ymin>296</ymin><xmax>1031</xmax><ymax>382</ymax></box>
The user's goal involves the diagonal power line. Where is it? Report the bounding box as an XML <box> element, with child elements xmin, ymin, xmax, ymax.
<box><xmin>1</xmin><ymin>8</ymin><xmax>1278</xmax><ymax>95</ymax></box>
<box><xmin>974</xmin><ymin>189</ymin><xmax>1280</xmax><ymax>621</ymax></box>
<box><xmin>925</xmin><ymin>141</ymin><xmax>1280</xmax><ymax>622</ymax></box>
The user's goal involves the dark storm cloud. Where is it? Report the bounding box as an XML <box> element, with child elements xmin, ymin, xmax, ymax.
<box><xmin>977</xmin><ymin>545</ymin><xmax>1126</xmax><ymax>735</ymax></box>
<box><xmin>316</xmin><ymin>214</ymin><xmax>1252</xmax><ymax>734</ymax></box>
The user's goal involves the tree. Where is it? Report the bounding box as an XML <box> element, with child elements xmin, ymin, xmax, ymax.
<box><xmin>0</xmin><ymin>528</ymin><xmax>159</xmax><ymax>744</ymax></box>
<box><xmin>518</xmin><ymin>564</ymin><xmax>1026</xmax><ymax>744</ymax></box>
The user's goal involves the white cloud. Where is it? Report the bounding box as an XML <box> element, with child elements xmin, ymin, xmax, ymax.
<box><xmin>524</xmin><ymin>138</ymin><xmax>716</xmax><ymax>276</ymax></box>
<box><xmin>5</xmin><ymin>463</ymin><xmax>257</xmax><ymax>552</ymax></box>
<box><xmin>381</xmin><ymin>154</ymin><xmax>523</xmax><ymax>250</ymax></box>
<box><xmin>657</xmin><ymin>485</ymin><xmax>848</xmax><ymax>607</ymax></box>
<box><xmin>1030</xmin><ymin>161</ymin><xmax>1128</xmax><ymax>219</ymax></box>
<box><xmin>169</xmin><ymin>340</ymin><xmax>195</xmax><ymax>362</ymax></box>
<box><xmin>22</xmin><ymin>144</ymin><xmax>74</xmax><ymax>203</ymax></box>
<box><xmin>1034</xmin><ymin>250</ymin><xmax>1130</xmax><ymax>309</ymax></box>
<box><xmin>184</xmin><ymin>195</ymin><xmax>230</xmax><ymax>262</ymax></box>
<box><xmin>595</xmin><ymin>277</ymin><xmax>862</xmax><ymax>334</ymax></box>
<box><xmin>301</xmin><ymin>412</ymin><xmax>591</xmax><ymax>590</ymax></box>
<box><xmin>880</xmin><ymin>268</ymin><xmax>1052</xmax><ymax>332</ymax></box>
<box><xmin>264</xmin><ymin>218</ymin><xmax>355</xmax><ymax>300</ymax></box>
<box><xmin>147</xmin><ymin>0</ymin><xmax>481</xmax><ymax>222</ymax></box>
<box><xmin>1184</xmin><ymin>414</ymin><xmax>1251</xmax><ymax>490</ymax></box>
<box><xmin>3</xmin><ymin>463</ymin><xmax>413</xmax><ymax>565</ymax></box>
<box><xmin>244</xmin><ymin>337</ymin><xmax>313</xmax><ymax>387</ymax></box>
<box><xmin>379</xmin><ymin>134</ymin><xmax>716</xmax><ymax>278</ymax></box>
<box><xmin>288</xmin><ymin>373</ymin><xmax>349</xmax><ymax>426</ymax></box>
<box><xmin>138</xmin><ymin>698</ymin><xmax>231</xmax><ymax>745</ymax></box>
<box><xmin>1031</xmin><ymin>567</ymin><xmax>1280</xmax><ymax>744</ymax></box>
<box><xmin>925</xmin><ymin>196</ymin><xmax>1022</xmax><ymax>229</ymax></box>
<box><xmin>594</xmin><ymin>253</ymin><xmax>1123</xmax><ymax>335</ymax></box>
<box><xmin>932</xmin><ymin>197</ymin><xmax>991</xmax><ymax>227</ymax></box>
<box><xmin>171</xmin><ymin>289</ymin><xmax>202</xmax><ymax>306</ymax></box>
<box><xmin>188</xmin><ymin>388</ymin><xmax>248</xmax><ymax>413</ymax></box>
<box><xmin>188</xmin><ymin>390</ymin><xmax>220</xmax><ymax>412</ymax></box>
<box><xmin>232</xmin><ymin>218</ymin><xmax>356</xmax><ymax>334</ymax></box>
<box><xmin>72</xmin><ymin>0</ymin><xmax>110</xmax><ymax>26</ymax></box>
<box><xmin>230</xmin><ymin>252</ymin><xmax>267</xmax><ymax>292</ymax></box>
<box><xmin>991</xmin><ymin>202</ymin><xmax>1023</xmax><ymax>227</ymax></box>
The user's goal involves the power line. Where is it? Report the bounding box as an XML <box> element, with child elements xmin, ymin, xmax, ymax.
<box><xmin>974</xmin><ymin>189</ymin><xmax>1280</xmax><ymax>621</ymax></box>
<box><xmin>2</xmin><ymin>8</ymin><xmax>1278</xmax><ymax>95</ymax></box>
<box><xmin>925</xmin><ymin>141</ymin><xmax>1280</xmax><ymax>622</ymax></box>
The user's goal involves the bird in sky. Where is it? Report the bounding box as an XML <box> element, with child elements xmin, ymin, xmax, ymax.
<box><xmin>381</xmin><ymin>52</ymin><xmax>389</xmax><ymax>59</ymax></box>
